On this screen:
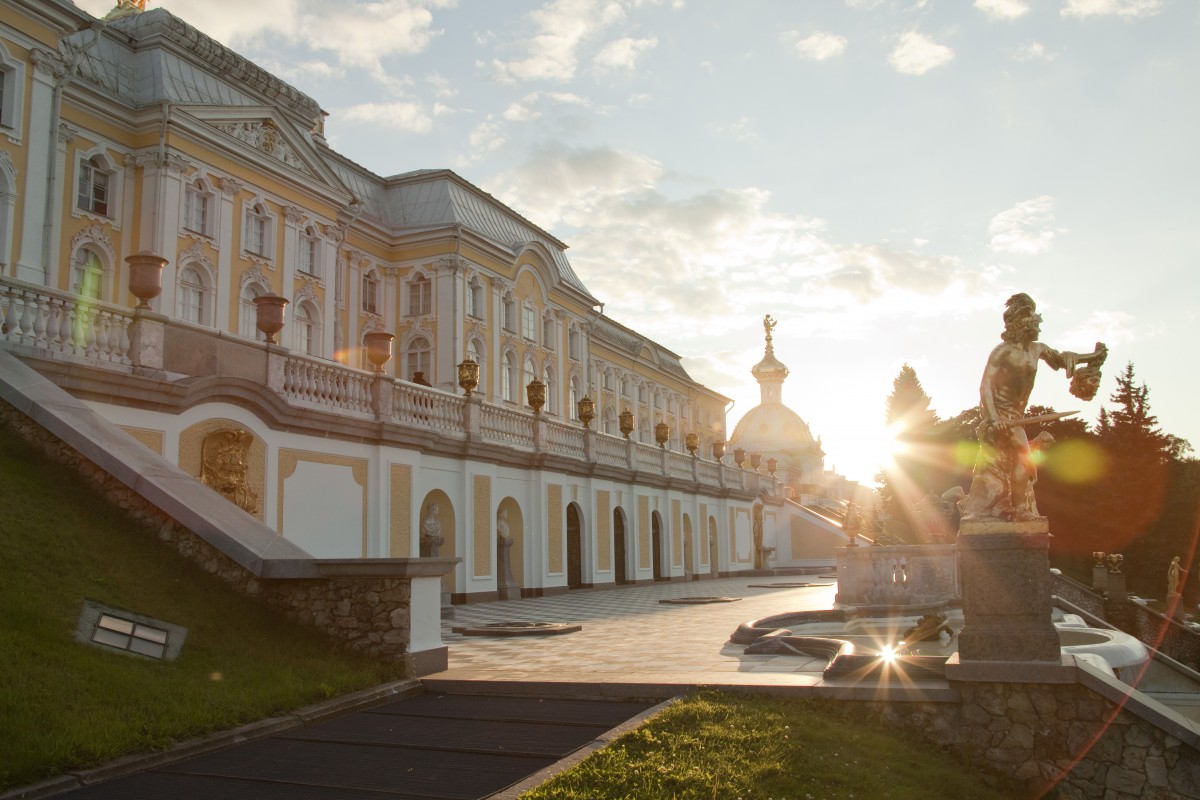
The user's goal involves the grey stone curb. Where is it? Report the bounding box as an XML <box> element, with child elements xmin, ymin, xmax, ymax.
<box><xmin>484</xmin><ymin>695</ymin><xmax>686</xmax><ymax>800</ymax></box>
<box><xmin>0</xmin><ymin>679</ymin><xmax>423</xmax><ymax>800</ymax></box>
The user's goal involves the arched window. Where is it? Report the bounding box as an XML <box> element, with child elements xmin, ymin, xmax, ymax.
<box><xmin>501</xmin><ymin>293</ymin><xmax>517</xmax><ymax>333</ymax></box>
<box><xmin>76</xmin><ymin>156</ymin><xmax>111</xmax><ymax>216</ymax></box>
<box><xmin>543</xmin><ymin>313</ymin><xmax>557</xmax><ymax>351</ymax></box>
<box><xmin>406</xmin><ymin>336</ymin><xmax>431</xmax><ymax>383</ymax></box>
<box><xmin>298</xmin><ymin>226</ymin><xmax>320</xmax><ymax>277</ymax></box>
<box><xmin>544</xmin><ymin>364</ymin><xmax>557</xmax><ymax>415</ymax></box>
<box><xmin>176</xmin><ymin>264</ymin><xmax>210</xmax><ymax>325</ymax></box>
<box><xmin>501</xmin><ymin>351</ymin><xmax>517</xmax><ymax>403</ymax></box>
<box><xmin>362</xmin><ymin>268</ymin><xmax>380</xmax><ymax>314</ymax></box>
<box><xmin>466</xmin><ymin>277</ymin><xmax>484</xmax><ymax>318</ymax></box>
<box><xmin>521</xmin><ymin>302</ymin><xmax>537</xmax><ymax>342</ymax></box>
<box><xmin>522</xmin><ymin>357</ymin><xmax>536</xmax><ymax>406</ymax></box>
<box><xmin>466</xmin><ymin>338</ymin><xmax>485</xmax><ymax>395</ymax></box>
<box><xmin>183</xmin><ymin>179</ymin><xmax>213</xmax><ymax>236</ymax></box>
<box><xmin>293</xmin><ymin>300</ymin><xmax>321</xmax><ymax>356</ymax></box>
<box><xmin>239</xmin><ymin>282</ymin><xmax>268</xmax><ymax>340</ymax></box>
<box><xmin>569</xmin><ymin>376</ymin><xmax>580</xmax><ymax>419</ymax></box>
<box><xmin>407</xmin><ymin>274</ymin><xmax>431</xmax><ymax>316</ymax></box>
<box><xmin>72</xmin><ymin>246</ymin><xmax>105</xmax><ymax>300</ymax></box>
<box><xmin>243</xmin><ymin>202</ymin><xmax>272</xmax><ymax>257</ymax></box>
<box><xmin>568</xmin><ymin>325</ymin><xmax>581</xmax><ymax>360</ymax></box>
<box><xmin>603</xmin><ymin>406</ymin><xmax>617</xmax><ymax>435</ymax></box>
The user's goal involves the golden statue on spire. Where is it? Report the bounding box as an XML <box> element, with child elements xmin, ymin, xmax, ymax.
<box><xmin>763</xmin><ymin>314</ymin><xmax>777</xmax><ymax>350</ymax></box>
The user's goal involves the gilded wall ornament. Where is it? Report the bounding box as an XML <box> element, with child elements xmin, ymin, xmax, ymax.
<box><xmin>200</xmin><ymin>428</ymin><xmax>261</xmax><ymax>515</ymax></box>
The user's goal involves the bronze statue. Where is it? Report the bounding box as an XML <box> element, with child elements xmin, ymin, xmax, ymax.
<box><xmin>1167</xmin><ymin>556</ymin><xmax>1183</xmax><ymax>597</ymax></box>
<box><xmin>960</xmin><ymin>294</ymin><xmax>1107</xmax><ymax>523</ymax></box>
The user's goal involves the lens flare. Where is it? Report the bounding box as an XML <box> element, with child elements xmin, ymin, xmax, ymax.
<box><xmin>1043</xmin><ymin>440</ymin><xmax>1109</xmax><ymax>484</ymax></box>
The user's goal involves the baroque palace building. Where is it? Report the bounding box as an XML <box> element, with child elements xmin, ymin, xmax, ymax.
<box><xmin>0</xmin><ymin>0</ymin><xmax>848</xmax><ymax>616</ymax></box>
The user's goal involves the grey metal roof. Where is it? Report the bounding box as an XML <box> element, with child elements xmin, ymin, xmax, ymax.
<box><xmin>591</xmin><ymin>316</ymin><xmax>692</xmax><ymax>381</ymax></box>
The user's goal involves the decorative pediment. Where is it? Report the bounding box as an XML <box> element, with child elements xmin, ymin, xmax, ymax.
<box><xmin>213</xmin><ymin>119</ymin><xmax>313</xmax><ymax>176</ymax></box>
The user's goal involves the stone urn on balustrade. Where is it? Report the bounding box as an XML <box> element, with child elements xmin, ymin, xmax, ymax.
<box><xmin>125</xmin><ymin>251</ymin><xmax>167</xmax><ymax>309</ymax></box>
<box><xmin>363</xmin><ymin>331</ymin><xmax>394</xmax><ymax>372</ymax></box>
<box><xmin>253</xmin><ymin>293</ymin><xmax>289</xmax><ymax>344</ymax></box>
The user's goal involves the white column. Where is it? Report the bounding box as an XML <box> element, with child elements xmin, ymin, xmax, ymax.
<box><xmin>16</xmin><ymin>51</ymin><xmax>60</xmax><ymax>284</ymax></box>
<box><xmin>280</xmin><ymin>206</ymin><xmax>300</xmax><ymax>345</ymax></box>
<box><xmin>137</xmin><ymin>152</ymin><xmax>187</xmax><ymax>315</ymax></box>
<box><xmin>321</xmin><ymin>235</ymin><xmax>338</xmax><ymax>358</ymax></box>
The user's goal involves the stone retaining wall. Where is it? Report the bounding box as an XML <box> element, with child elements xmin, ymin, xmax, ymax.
<box><xmin>853</xmin><ymin>678</ymin><xmax>1200</xmax><ymax>799</ymax></box>
<box><xmin>0</xmin><ymin>398</ymin><xmax>418</xmax><ymax>663</ymax></box>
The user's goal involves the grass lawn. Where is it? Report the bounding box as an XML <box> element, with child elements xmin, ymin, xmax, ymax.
<box><xmin>521</xmin><ymin>690</ymin><xmax>1023</xmax><ymax>800</ymax></box>
<box><xmin>0</xmin><ymin>423</ymin><xmax>405</xmax><ymax>791</ymax></box>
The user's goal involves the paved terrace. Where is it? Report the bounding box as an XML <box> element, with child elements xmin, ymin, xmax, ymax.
<box><xmin>425</xmin><ymin>576</ymin><xmax>953</xmax><ymax>698</ymax></box>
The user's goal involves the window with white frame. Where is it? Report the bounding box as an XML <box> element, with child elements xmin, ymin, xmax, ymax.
<box><xmin>467</xmin><ymin>277</ymin><xmax>484</xmax><ymax>318</ymax></box>
<box><xmin>406</xmin><ymin>336</ymin><xmax>431</xmax><ymax>382</ymax></box>
<box><xmin>298</xmin><ymin>226</ymin><xmax>320</xmax><ymax>277</ymax></box>
<box><xmin>543</xmin><ymin>315</ymin><xmax>557</xmax><ymax>350</ymax></box>
<box><xmin>176</xmin><ymin>265</ymin><xmax>211</xmax><ymax>325</ymax></box>
<box><xmin>466</xmin><ymin>338</ymin><xmax>485</xmax><ymax>395</ymax></box>
<box><xmin>603</xmin><ymin>407</ymin><xmax>617</xmax><ymax>435</ymax></box>
<box><xmin>502</xmin><ymin>295</ymin><xmax>516</xmax><ymax>333</ymax></box>
<box><xmin>293</xmin><ymin>300</ymin><xmax>321</xmax><ymax>356</ymax></box>
<box><xmin>501</xmin><ymin>351</ymin><xmax>516</xmax><ymax>403</ymax></box>
<box><xmin>639</xmin><ymin>384</ymin><xmax>648</xmax><ymax>403</ymax></box>
<box><xmin>0</xmin><ymin>45</ymin><xmax>25</xmax><ymax>134</ymax></box>
<box><xmin>72</xmin><ymin>246</ymin><xmax>105</xmax><ymax>300</ymax></box>
<box><xmin>362</xmin><ymin>269</ymin><xmax>380</xmax><ymax>314</ymax></box>
<box><xmin>76</xmin><ymin>157</ymin><xmax>111</xmax><ymax>217</ymax></box>
<box><xmin>569</xmin><ymin>377</ymin><xmax>579</xmax><ymax>419</ymax></box>
<box><xmin>522</xmin><ymin>357</ymin><xmax>536</xmax><ymax>404</ymax></box>
<box><xmin>407</xmin><ymin>274</ymin><xmax>431</xmax><ymax>316</ymax></box>
<box><xmin>183</xmin><ymin>180</ymin><xmax>212</xmax><ymax>236</ymax></box>
<box><xmin>521</xmin><ymin>304</ymin><xmax>537</xmax><ymax>342</ymax></box>
<box><xmin>567</xmin><ymin>326</ymin><xmax>581</xmax><ymax>360</ymax></box>
<box><xmin>239</xmin><ymin>282</ymin><xmax>268</xmax><ymax>340</ymax></box>
<box><xmin>243</xmin><ymin>202</ymin><xmax>272</xmax><ymax>258</ymax></box>
<box><xmin>603</xmin><ymin>370</ymin><xmax>614</xmax><ymax>392</ymax></box>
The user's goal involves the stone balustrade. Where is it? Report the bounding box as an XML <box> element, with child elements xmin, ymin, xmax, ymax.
<box><xmin>835</xmin><ymin>543</ymin><xmax>959</xmax><ymax>608</ymax></box>
<box><xmin>282</xmin><ymin>352</ymin><xmax>375</xmax><ymax>415</ymax></box>
<box><xmin>1</xmin><ymin>277</ymin><xmax>133</xmax><ymax>366</ymax></box>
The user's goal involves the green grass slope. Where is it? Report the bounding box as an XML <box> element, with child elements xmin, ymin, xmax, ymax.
<box><xmin>0</xmin><ymin>423</ymin><xmax>405</xmax><ymax>790</ymax></box>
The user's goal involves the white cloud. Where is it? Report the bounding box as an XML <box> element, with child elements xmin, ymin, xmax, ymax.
<box><xmin>1014</xmin><ymin>41</ymin><xmax>1059</xmax><ymax>62</ymax></box>
<box><xmin>712</xmin><ymin>116</ymin><xmax>759</xmax><ymax>143</ymax></box>
<box><xmin>465</xmin><ymin>119</ymin><xmax>508</xmax><ymax>159</ymax></box>
<box><xmin>784</xmin><ymin>31</ymin><xmax>849</xmax><ymax>62</ymax></box>
<box><xmin>489</xmin><ymin>0</ymin><xmax>616</xmax><ymax>83</ymax></box>
<box><xmin>987</xmin><ymin>195</ymin><xmax>1063</xmax><ymax>255</ymax></box>
<box><xmin>503</xmin><ymin>91</ymin><xmax>590</xmax><ymax>121</ymax></box>
<box><xmin>888</xmin><ymin>32</ymin><xmax>955</xmax><ymax>76</ymax></box>
<box><xmin>974</xmin><ymin>0</ymin><xmax>1030</xmax><ymax>21</ymax></box>
<box><xmin>338</xmin><ymin>102</ymin><xmax>434</xmax><ymax>133</ymax></box>
<box><xmin>594</xmin><ymin>36</ymin><xmax>659</xmax><ymax>72</ymax></box>
<box><xmin>1066</xmin><ymin>311</ymin><xmax>1137</xmax><ymax>347</ymax></box>
<box><xmin>1061</xmin><ymin>0</ymin><xmax>1163</xmax><ymax>18</ymax></box>
<box><xmin>486</xmin><ymin>143</ymin><xmax>992</xmax><ymax>338</ymax></box>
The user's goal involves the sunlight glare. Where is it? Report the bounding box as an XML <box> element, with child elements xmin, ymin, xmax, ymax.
<box><xmin>1043</xmin><ymin>440</ymin><xmax>1108</xmax><ymax>484</ymax></box>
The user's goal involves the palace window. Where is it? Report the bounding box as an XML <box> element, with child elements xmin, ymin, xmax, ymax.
<box><xmin>407</xmin><ymin>274</ymin><xmax>431</xmax><ymax>316</ymax></box>
<box><xmin>72</xmin><ymin>247</ymin><xmax>105</xmax><ymax>300</ymax></box>
<box><xmin>467</xmin><ymin>278</ymin><xmax>484</xmax><ymax>319</ymax></box>
<box><xmin>406</xmin><ymin>336</ymin><xmax>431</xmax><ymax>382</ymax></box>
<box><xmin>183</xmin><ymin>180</ymin><xmax>212</xmax><ymax>236</ymax></box>
<box><xmin>76</xmin><ymin>157</ymin><xmax>111</xmax><ymax>217</ymax></box>
<box><xmin>243</xmin><ymin>202</ymin><xmax>273</xmax><ymax>258</ymax></box>
<box><xmin>544</xmin><ymin>365</ymin><xmax>557</xmax><ymax>414</ymax></box>
<box><xmin>568</xmin><ymin>326</ymin><xmax>581</xmax><ymax>360</ymax></box>
<box><xmin>522</xmin><ymin>357</ymin><xmax>536</xmax><ymax>405</ymax></box>
<box><xmin>239</xmin><ymin>282</ymin><xmax>268</xmax><ymax>340</ymax></box>
<box><xmin>501</xmin><ymin>295</ymin><xmax>517</xmax><ymax>333</ymax></box>
<box><xmin>293</xmin><ymin>300</ymin><xmax>321</xmax><ymax>356</ymax></box>
<box><xmin>176</xmin><ymin>265</ymin><xmax>211</xmax><ymax>325</ymax></box>
<box><xmin>466</xmin><ymin>338</ymin><xmax>485</xmax><ymax>394</ymax></box>
<box><xmin>501</xmin><ymin>351</ymin><xmax>517</xmax><ymax>403</ymax></box>
<box><xmin>298</xmin><ymin>226</ymin><xmax>320</xmax><ymax>277</ymax></box>
<box><xmin>0</xmin><ymin>44</ymin><xmax>25</xmax><ymax>134</ymax></box>
<box><xmin>362</xmin><ymin>269</ymin><xmax>380</xmax><ymax>314</ymax></box>
<box><xmin>521</xmin><ymin>304</ymin><xmax>538</xmax><ymax>342</ymax></box>
<box><xmin>569</xmin><ymin>377</ymin><xmax>579</xmax><ymax>419</ymax></box>
<box><xmin>543</xmin><ymin>315</ymin><xmax>557</xmax><ymax>350</ymax></box>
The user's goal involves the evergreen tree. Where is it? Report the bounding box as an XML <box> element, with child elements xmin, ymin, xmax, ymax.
<box><xmin>879</xmin><ymin>365</ymin><xmax>945</xmax><ymax>541</ymax></box>
<box><xmin>885</xmin><ymin>364</ymin><xmax>939</xmax><ymax>431</ymax></box>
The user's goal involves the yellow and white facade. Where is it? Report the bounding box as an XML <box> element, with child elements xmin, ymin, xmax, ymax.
<box><xmin>1</xmin><ymin>0</ymin><xmax>843</xmax><ymax>601</ymax></box>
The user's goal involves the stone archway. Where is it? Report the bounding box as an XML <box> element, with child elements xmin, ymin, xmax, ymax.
<box><xmin>566</xmin><ymin>502</ymin><xmax>584</xmax><ymax>589</ymax></box>
<box><xmin>682</xmin><ymin>513</ymin><xmax>694</xmax><ymax>580</ymax></box>
<box><xmin>652</xmin><ymin>511</ymin><xmax>666</xmax><ymax>582</ymax></box>
<box><xmin>496</xmin><ymin>497</ymin><xmax>524</xmax><ymax>599</ymax></box>
<box><xmin>613</xmin><ymin>506</ymin><xmax>629</xmax><ymax>585</ymax></box>
<box><xmin>419</xmin><ymin>489</ymin><xmax>457</xmax><ymax>604</ymax></box>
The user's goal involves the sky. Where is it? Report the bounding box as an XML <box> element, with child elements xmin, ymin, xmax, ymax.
<box><xmin>78</xmin><ymin>0</ymin><xmax>1200</xmax><ymax>484</ymax></box>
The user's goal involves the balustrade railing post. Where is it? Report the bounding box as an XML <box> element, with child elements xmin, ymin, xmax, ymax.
<box><xmin>583</xmin><ymin>427</ymin><xmax>596</xmax><ymax>464</ymax></box>
<box><xmin>129</xmin><ymin>308</ymin><xmax>167</xmax><ymax>376</ymax></box>
<box><xmin>462</xmin><ymin>393</ymin><xmax>482</xmax><ymax>441</ymax></box>
<box><xmin>625</xmin><ymin>438</ymin><xmax>636</xmax><ymax>470</ymax></box>
<box><xmin>264</xmin><ymin>343</ymin><xmax>288</xmax><ymax>393</ymax></box>
<box><xmin>371</xmin><ymin>374</ymin><xmax>394</xmax><ymax>419</ymax></box>
<box><xmin>532</xmin><ymin>414</ymin><xmax>547</xmax><ymax>452</ymax></box>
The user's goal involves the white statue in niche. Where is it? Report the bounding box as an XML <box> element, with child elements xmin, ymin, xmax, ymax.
<box><xmin>496</xmin><ymin>507</ymin><xmax>518</xmax><ymax>599</ymax></box>
<box><xmin>420</xmin><ymin>502</ymin><xmax>443</xmax><ymax>557</ymax></box>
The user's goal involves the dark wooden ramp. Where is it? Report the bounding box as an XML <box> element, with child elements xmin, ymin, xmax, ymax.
<box><xmin>61</xmin><ymin>693</ymin><xmax>654</xmax><ymax>799</ymax></box>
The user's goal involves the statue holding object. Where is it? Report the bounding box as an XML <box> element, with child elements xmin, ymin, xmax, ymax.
<box><xmin>960</xmin><ymin>293</ymin><xmax>1107</xmax><ymax>524</ymax></box>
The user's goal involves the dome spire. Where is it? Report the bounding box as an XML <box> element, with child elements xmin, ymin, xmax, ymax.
<box><xmin>751</xmin><ymin>313</ymin><xmax>789</xmax><ymax>405</ymax></box>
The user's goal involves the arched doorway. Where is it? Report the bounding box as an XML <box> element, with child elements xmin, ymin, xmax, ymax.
<box><xmin>708</xmin><ymin>515</ymin><xmax>719</xmax><ymax>579</ymax></box>
<box><xmin>651</xmin><ymin>511</ymin><xmax>666</xmax><ymax>582</ymax></box>
<box><xmin>682</xmin><ymin>514</ymin><xmax>694</xmax><ymax>580</ymax></box>
<box><xmin>567</xmin><ymin>502</ymin><xmax>584</xmax><ymax>589</ymax></box>
<box><xmin>613</xmin><ymin>507</ymin><xmax>628</xmax><ymax>585</ymax></box>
